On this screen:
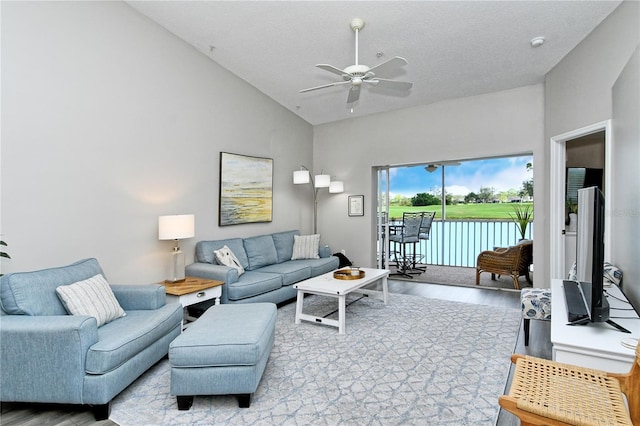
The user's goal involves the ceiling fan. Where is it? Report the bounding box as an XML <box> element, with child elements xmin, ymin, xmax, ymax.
<box><xmin>299</xmin><ymin>18</ymin><xmax>413</xmax><ymax>109</ymax></box>
<box><xmin>425</xmin><ymin>161</ymin><xmax>462</xmax><ymax>173</ymax></box>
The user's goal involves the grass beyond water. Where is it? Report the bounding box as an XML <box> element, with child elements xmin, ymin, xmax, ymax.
<box><xmin>388</xmin><ymin>203</ymin><xmax>533</xmax><ymax>220</ymax></box>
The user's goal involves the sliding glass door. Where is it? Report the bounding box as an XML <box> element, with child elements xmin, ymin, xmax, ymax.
<box><xmin>374</xmin><ymin>155</ymin><xmax>533</xmax><ymax>269</ymax></box>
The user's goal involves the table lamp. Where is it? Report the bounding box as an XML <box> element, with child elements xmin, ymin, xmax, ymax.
<box><xmin>159</xmin><ymin>214</ymin><xmax>195</xmax><ymax>283</ymax></box>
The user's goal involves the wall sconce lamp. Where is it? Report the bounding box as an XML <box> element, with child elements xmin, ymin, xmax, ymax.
<box><xmin>158</xmin><ymin>214</ymin><xmax>195</xmax><ymax>283</ymax></box>
<box><xmin>293</xmin><ymin>166</ymin><xmax>344</xmax><ymax>234</ymax></box>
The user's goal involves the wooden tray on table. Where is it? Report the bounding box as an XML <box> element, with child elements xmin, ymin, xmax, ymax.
<box><xmin>333</xmin><ymin>269</ymin><xmax>365</xmax><ymax>280</ymax></box>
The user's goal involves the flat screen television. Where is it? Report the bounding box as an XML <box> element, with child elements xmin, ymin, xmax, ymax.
<box><xmin>575</xmin><ymin>186</ymin><xmax>608</xmax><ymax>321</ymax></box>
<box><xmin>572</xmin><ymin>186</ymin><xmax>630</xmax><ymax>333</ymax></box>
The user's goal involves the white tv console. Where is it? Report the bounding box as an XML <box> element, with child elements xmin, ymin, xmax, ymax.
<box><xmin>551</xmin><ymin>279</ymin><xmax>639</xmax><ymax>373</ymax></box>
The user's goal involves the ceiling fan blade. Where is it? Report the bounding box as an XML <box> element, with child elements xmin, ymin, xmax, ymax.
<box><xmin>368</xmin><ymin>56</ymin><xmax>408</xmax><ymax>77</ymax></box>
<box><xmin>347</xmin><ymin>85</ymin><xmax>361</xmax><ymax>104</ymax></box>
<box><xmin>368</xmin><ymin>78</ymin><xmax>413</xmax><ymax>91</ymax></box>
<box><xmin>316</xmin><ymin>64</ymin><xmax>348</xmax><ymax>77</ymax></box>
<box><xmin>299</xmin><ymin>81</ymin><xmax>350</xmax><ymax>93</ymax></box>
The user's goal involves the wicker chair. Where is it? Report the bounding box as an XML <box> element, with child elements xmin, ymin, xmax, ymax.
<box><xmin>475</xmin><ymin>240</ymin><xmax>532</xmax><ymax>290</ymax></box>
<box><xmin>499</xmin><ymin>340</ymin><xmax>639</xmax><ymax>425</ymax></box>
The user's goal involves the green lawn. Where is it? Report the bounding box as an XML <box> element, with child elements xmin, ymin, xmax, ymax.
<box><xmin>388</xmin><ymin>203</ymin><xmax>533</xmax><ymax>220</ymax></box>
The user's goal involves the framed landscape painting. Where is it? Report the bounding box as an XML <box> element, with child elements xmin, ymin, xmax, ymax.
<box><xmin>219</xmin><ymin>152</ymin><xmax>273</xmax><ymax>226</ymax></box>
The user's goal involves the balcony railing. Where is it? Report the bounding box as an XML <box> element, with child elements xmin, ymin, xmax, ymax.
<box><xmin>383</xmin><ymin>219</ymin><xmax>534</xmax><ymax>268</ymax></box>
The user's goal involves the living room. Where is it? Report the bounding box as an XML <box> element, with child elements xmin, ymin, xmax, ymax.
<box><xmin>1</xmin><ymin>1</ymin><xmax>639</xmax><ymax>424</ymax></box>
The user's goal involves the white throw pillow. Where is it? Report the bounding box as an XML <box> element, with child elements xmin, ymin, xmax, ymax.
<box><xmin>291</xmin><ymin>234</ymin><xmax>320</xmax><ymax>260</ymax></box>
<box><xmin>56</xmin><ymin>274</ymin><xmax>126</xmax><ymax>327</ymax></box>
<box><xmin>214</xmin><ymin>245</ymin><xmax>245</xmax><ymax>276</ymax></box>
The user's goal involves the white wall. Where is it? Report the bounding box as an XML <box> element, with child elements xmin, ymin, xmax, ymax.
<box><xmin>611</xmin><ymin>47</ymin><xmax>640</xmax><ymax>310</ymax></box>
<box><xmin>313</xmin><ymin>84</ymin><xmax>544</xmax><ymax>268</ymax></box>
<box><xmin>545</xmin><ymin>1</ymin><xmax>639</xmax><ymax>289</ymax></box>
<box><xmin>2</xmin><ymin>1</ymin><xmax>637</xmax><ymax>292</ymax></box>
<box><xmin>0</xmin><ymin>1</ymin><xmax>313</xmax><ymax>282</ymax></box>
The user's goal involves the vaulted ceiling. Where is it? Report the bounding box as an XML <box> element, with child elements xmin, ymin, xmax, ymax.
<box><xmin>127</xmin><ymin>1</ymin><xmax>621</xmax><ymax>125</ymax></box>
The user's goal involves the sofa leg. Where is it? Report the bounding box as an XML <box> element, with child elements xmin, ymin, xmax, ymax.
<box><xmin>237</xmin><ymin>393</ymin><xmax>252</xmax><ymax>408</ymax></box>
<box><xmin>92</xmin><ymin>402</ymin><xmax>111</xmax><ymax>420</ymax></box>
<box><xmin>177</xmin><ymin>395</ymin><xmax>193</xmax><ymax>410</ymax></box>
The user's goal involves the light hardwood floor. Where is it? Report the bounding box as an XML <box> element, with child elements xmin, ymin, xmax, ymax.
<box><xmin>0</xmin><ymin>279</ymin><xmax>551</xmax><ymax>426</ymax></box>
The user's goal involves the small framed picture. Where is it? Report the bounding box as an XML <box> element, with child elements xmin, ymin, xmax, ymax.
<box><xmin>348</xmin><ymin>195</ymin><xmax>364</xmax><ymax>216</ymax></box>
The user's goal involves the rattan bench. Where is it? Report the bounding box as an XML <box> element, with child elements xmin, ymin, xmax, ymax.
<box><xmin>499</xmin><ymin>341</ymin><xmax>639</xmax><ymax>426</ymax></box>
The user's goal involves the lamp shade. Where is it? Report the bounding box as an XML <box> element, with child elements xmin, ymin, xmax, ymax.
<box><xmin>314</xmin><ymin>174</ymin><xmax>331</xmax><ymax>188</ymax></box>
<box><xmin>329</xmin><ymin>181</ymin><xmax>344</xmax><ymax>193</ymax></box>
<box><xmin>159</xmin><ymin>214</ymin><xmax>195</xmax><ymax>240</ymax></box>
<box><xmin>293</xmin><ymin>170</ymin><xmax>310</xmax><ymax>184</ymax></box>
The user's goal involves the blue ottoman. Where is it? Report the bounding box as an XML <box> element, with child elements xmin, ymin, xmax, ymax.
<box><xmin>169</xmin><ymin>303</ymin><xmax>277</xmax><ymax>410</ymax></box>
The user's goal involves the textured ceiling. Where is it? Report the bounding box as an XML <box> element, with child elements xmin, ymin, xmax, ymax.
<box><xmin>126</xmin><ymin>1</ymin><xmax>620</xmax><ymax>125</ymax></box>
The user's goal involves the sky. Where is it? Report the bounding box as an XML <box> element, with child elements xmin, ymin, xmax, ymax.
<box><xmin>388</xmin><ymin>155</ymin><xmax>533</xmax><ymax>198</ymax></box>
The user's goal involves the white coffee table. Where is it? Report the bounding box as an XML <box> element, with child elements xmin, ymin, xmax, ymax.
<box><xmin>293</xmin><ymin>268</ymin><xmax>390</xmax><ymax>334</ymax></box>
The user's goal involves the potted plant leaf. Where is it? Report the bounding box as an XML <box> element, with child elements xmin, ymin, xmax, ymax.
<box><xmin>0</xmin><ymin>240</ymin><xmax>10</xmax><ymax>277</ymax></box>
<box><xmin>510</xmin><ymin>205</ymin><xmax>533</xmax><ymax>240</ymax></box>
<box><xmin>566</xmin><ymin>199</ymin><xmax>578</xmax><ymax>232</ymax></box>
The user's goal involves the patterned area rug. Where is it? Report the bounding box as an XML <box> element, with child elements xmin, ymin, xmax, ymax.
<box><xmin>110</xmin><ymin>294</ymin><xmax>520</xmax><ymax>425</ymax></box>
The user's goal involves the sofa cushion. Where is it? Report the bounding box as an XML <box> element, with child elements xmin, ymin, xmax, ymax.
<box><xmin>214</xmin><ymin>245</ymin><xmax>245</xmax><ymax>276</ymax></box>
<box><xmin>56</xmin><ymin>274</ymin><xmax>126</xmax><ymax>327</ymax></box>
<box><xmin>0</xmin><ymin>258</ymin><xmax>104</xmax><ymax>316</ymax></box>
<box><xmin>85</xmin><ymin>303</ymin><xmax>183</xmax><ymax>374</ymax></box>
<box><xmin>291</xmin><ymin>234</ymin><xmax>320</xmax><ymax>260</ymax></box>
<box><xmin>226</xmin><ymin>271</ymin><xmax>282</xmax><ymax>301</ymax></box>
<box><xmin>259</xmin><ymin>262</ymin><xmax>312</xmax><ymax>286</ymax></box>
<box><xmin>196</xmin><ymin>239</ymin><xmax>249</xmax><ymax>270</ymax></box>
<box><xmin>243</xmin><ymin>235</ymin><xmax>278</xmax><ymax>271</ymax></box>
<box><xmin>271</xmin><ymin>230</ymin><xmax>299</xmax><ymax>263</ymax></box>
<box><xmin>295</xmin><ymin>256</ymin><xmax>340</xmax><ymax>277</ymax></box>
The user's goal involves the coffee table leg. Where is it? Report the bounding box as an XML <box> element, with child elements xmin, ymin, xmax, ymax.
<box><xmin>382</xmin><ymin>276</ymin><xmax>388</xmax><ymax>305</ymax></box>
<box><xmin>295</xmin><ymin>290</ymin><xmax>304</xmax><ymax>324</ymax></box>
<box><xmin>338</xmin><ymin>294</ymin><xmax>346</xmax><ymax>334</ymax></box>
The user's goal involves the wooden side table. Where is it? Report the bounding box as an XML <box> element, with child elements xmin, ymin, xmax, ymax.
<box><xmin>164</xmin><ymin>276</ymin><xmax>224</xmax><ymax>327</ymax></box>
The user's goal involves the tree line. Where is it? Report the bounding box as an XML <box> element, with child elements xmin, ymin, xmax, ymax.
<box><xmin>393</xmin><ymin>162</ymin><xmax>533</xmax><ymax>207</ymax></box>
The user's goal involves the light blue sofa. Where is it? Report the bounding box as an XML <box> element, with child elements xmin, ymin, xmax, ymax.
<box><xmin>186</xmin><ymin>230</ymin><xmax>339</xmax><ymax>304</ymax></box>
<box><xmin>0</xmin><ymin>258</ymin><xmax>183</xmax><ymax>420</ymax></box>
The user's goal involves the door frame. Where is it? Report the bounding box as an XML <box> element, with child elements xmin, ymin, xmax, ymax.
<box><xmin>549</xmin><ymin>120</ymin><xmax>612</xmax><ymax>279</ymax></box>
<box><xmin>375</xmin><ymin>167</ymin><xmax>390</xmax><ymax>269</ymax></box>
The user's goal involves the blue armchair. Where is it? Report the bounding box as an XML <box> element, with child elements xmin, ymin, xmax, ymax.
<box><xmin>0</xmin><ymin>258</ymin><xmax>183</xmax><ymax>420</ymax></box>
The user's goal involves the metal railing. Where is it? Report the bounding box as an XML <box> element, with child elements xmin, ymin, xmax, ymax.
<box><xmin>384</xmin><ymin>219</ymin><xmax>533</xmax><ymax>268</ymax></box>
